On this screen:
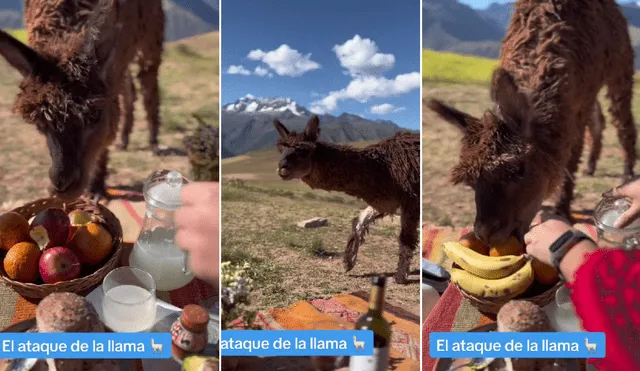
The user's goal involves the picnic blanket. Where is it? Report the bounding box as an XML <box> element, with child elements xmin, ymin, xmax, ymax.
<box><xmin>421</xmin><ymin>213</ymin><xmax>599</xmax><ymax>371</ymax></box>
<box><xmin>232</xmin><ymin>292</ymin><xmax>421</xmax><ymax>371</ymax></box>
<box><xmin>1</xmin><ymin>189</ymin><xmax>215</xmax><ymax>330</ymax></box>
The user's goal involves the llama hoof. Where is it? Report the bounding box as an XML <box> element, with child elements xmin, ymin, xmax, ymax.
<box><xmin>623</xmin><ymin>173</ymin><xmax>635</xmax><ymax>182</ymax></box>
<box><xmin>583</xmin><ymin>169</ymin><xmax>595</xmax><ymax>176</ymax></box>
<box><xmin>393</xmin><ymin>272</ymin><xmax>408</xmax><ymax>284</ymax></box>
<box><xmin>115</xmin><ymin>143</ymin><xmax>128</xmax><ymax>151</ymax></box>
<box><xmin>151</xmin><ymin>145</ymin><xmax>161</xmax><ymax>156</ymax></box>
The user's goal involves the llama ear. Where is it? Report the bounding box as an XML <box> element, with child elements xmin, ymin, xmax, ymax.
<box><xmin>490</xmin><ymin>68</ymin><xmax>532</xmax><ymax>135</ymax></box>
<box><xmin>0</xmin><ymin>29</ymin><xmax>46</xmax><ymax>77</ymax></box>
<box><xmin>273</xmin><ymin>120</ymin><xmax>290</xmax><ymax>139</ymax></box>
<box><xmin>304</xmin><ymin>115</ymin><xmax>320</xmax><ymax>141</ymax></box>
<box><xmin>426</xmin><ymin>99</ymin><xmax>478</xmax><ymax>134</ymax></box>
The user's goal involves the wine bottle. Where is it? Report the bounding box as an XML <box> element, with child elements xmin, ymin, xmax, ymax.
<box><xmin>349</xmin><ymin>275</ymin><xmax>392</xmax><ymax>371</ymax></box>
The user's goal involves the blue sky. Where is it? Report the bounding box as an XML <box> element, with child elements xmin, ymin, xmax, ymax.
<box><xmin>221</xmin><ymin>0</ymin><xmax>421</xmax><ymax>130</ymax></box>
<box><xmin>459</xmin><ymin>0</ymin><xmax>513</xmax><ymax>9</ymax></box>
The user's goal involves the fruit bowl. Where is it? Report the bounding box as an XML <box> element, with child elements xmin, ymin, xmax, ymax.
<box><xmin>0</xmin><ymin>197</ymin><xmax>123</xmax><ymax>299</ymax></box>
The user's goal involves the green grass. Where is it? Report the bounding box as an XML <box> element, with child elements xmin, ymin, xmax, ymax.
<box><xmin>5</xmin><ymin>29</ymin><xmax>27</xmax><ymax>43</ymax></box>
<box><xmin>422</xmin><ymin>49</ymin><xmax>498</xmax><ymax>85</ymax></box>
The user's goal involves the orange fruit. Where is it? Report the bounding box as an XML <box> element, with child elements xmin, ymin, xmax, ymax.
<box><xmin>68</xmin><ymin>222</ymin><xmax>113</xmax><ymax>265</ymax></box>
<box><xmin>489</xmin><ymin>236</ymin><xmax>524</xmax><ymax>257</ymax></box>
<box><xmin>4</xmin><ymin>241</ymin><xmax>41</xmax><ymax>283</ymax></box>
<box><xmin>0</xmin><ymin>212</ymin><xmax>31</xmax><ymax>251</ymax></box>
<box><xmin>532</xmin><ymin>259</ymin><xmax>560</xmax><ymax>285</ymax></box>
<box><xmin>459</xmin><ymin>232</ymin><xmax>490</xmax><ymax>255</ymax></box>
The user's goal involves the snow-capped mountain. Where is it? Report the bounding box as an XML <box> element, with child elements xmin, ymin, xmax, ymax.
<box><xmin>221</xmin><ymin>96</ymin><xmax>416</xmax><ymax>158</ymax></box>
<box><xmin>223</xmin><ymin>95</ymin><xmax>311</xmax><ymax>116</ymax></box>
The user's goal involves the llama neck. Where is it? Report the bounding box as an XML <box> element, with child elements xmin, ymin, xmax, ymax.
<box><xmin>301</xmin><ymin>143</ymin><xmax>376</xmax><ymax>199</ymax></box>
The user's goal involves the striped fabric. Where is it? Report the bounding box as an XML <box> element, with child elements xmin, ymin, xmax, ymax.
<box><xmin>421</xmin><ymin>215</ymin><xmax>599</xmax><ymax>371</ymax></box>
<box><xmin>0</xmin><ymin>189</ymin><xmax>216</xmax><ymax>331</ymax></box>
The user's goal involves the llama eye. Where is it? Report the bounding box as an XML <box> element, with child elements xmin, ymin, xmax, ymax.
<box><xmin>516</xmin><ymin>165</ymin><xmax>526</xmax><ymax>179</ymax></box>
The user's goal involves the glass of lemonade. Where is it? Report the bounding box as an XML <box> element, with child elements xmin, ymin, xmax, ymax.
<box><xmin>102</xmin><ymin>267</ymin><xmax>157</xmax><ymax>332</ymax></box>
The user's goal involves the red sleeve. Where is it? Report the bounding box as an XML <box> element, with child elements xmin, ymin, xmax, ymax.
<box><xmin>566</xmin><ymin>248</ymin><xmax>640</xmax><ymax>371</ymax></box>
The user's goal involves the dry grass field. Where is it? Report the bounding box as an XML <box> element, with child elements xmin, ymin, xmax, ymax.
<box><xmin>221</xmin><ymin>144</ymin><xmax>420</xmax><ymax>315</ymax></box>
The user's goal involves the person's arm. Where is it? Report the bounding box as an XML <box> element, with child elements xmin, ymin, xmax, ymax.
<box><xmin>567</xmin><ymin>248</ymin><xmax>640</xmax><ymax>371</ymax></box>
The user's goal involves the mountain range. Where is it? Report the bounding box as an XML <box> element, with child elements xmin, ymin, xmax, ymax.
<box><xmin>423</xmin><ymin>0</ymin><xmax>640</xmax><ymax>69</ymax></box>
<box><xmin>221</xmin><ymin>96</ymin><xmax>414</xmax><ymax>158</ymax></box>
<box><xmin>0</xmin><ymin>0</ymin><xmax>218</xmax><ymax>42</ymax></box>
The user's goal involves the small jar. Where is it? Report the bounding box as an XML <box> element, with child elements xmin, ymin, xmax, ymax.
<box><xmin>171</xmin><ymin>304</ymin><xmax>209</xmax><ymax>362</ymax></box>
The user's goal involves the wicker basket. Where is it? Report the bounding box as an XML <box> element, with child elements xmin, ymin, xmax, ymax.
<box><xmin>0</xmin><ymin>197</ymin><xmax>124</xmax><ymax>299</ymax></box>
<box><xmin>454</xmin><ymin>259</ymin><xmax>562</xmax><ymax>314</ymax></box>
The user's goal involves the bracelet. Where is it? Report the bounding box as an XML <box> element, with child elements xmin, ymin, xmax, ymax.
<box><xmin>550</xmin><ymin>229</ymin><xmax>594</xmax><ymax>282</ymax></box>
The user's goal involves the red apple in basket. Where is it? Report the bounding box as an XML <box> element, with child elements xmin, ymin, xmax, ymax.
<box><xmin>29</xmin><ymin>208</ymin><xmax>70</xmax><ymax>250</ymax></box>
<box><xmin>67</xmin><ymin>210</ymin><xmax>93</xmax><ymax>242</ymax></box>
<box><xmin>39</xmin><ymin>247</ymin><xmax>81</xmax><ymax>284</ymax></box>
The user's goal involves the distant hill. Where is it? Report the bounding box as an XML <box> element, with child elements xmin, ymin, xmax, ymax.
<box><xmin>423</xmin><ymin>0</ymin><xmax>640</xmax><ymax>68</ymax></box>
<box><xmin>221</xmin><ymin>96</ymin><xmax>414</xmax><ymax>158</ymax></box>
<box><xmin>0</xmin><ymin>0</ymin><xmax>218</xmax><ymax>42</ymax></box>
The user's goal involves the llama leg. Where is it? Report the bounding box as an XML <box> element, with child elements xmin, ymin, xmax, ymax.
<box><xmin>344</xmin><ymin>207</ymin><xmax>385</xmax><ymax>272</ymax></box>
<box><xmin>553</xmin><ymin>120</ymin><xmax>586</xmax><ymax>221</ymax></box>
<box><xmin>584</xmin><ymin>104</ymin><xmax>604</xmax><ymax>176</ymax></box>
<box><xmin>116</xmin><ymin>69</ymin><xmax>136</xmax><ymax>151</ymax></box>
<box><xmin>138</xmin><ymin>45</ymin><xmax>163</xmax><ymax>155</ymax></box>
<box><xmin>87</xmin><ymin>149</ymin><xmax>110</xmax><ymax>202</ymax></box>
<box><xmin>395</xmin><ymin>205</ymin><xmax>419</xmax><ymax>284</ymax></box>
<box><xmin>607</xmin><ymin>53</ymin><xmax>637</xmax><ymax>180</ymax></box>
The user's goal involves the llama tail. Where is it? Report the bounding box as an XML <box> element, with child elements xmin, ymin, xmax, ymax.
<box><xmin>344</xmin><ymin>207</ymin><xmax>387</xmax><ymax>272</ymax></box>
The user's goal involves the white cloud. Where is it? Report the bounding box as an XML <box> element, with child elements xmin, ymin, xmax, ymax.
<box><xmin>253</xmin><ymin>66</ymin><xmax>273</xmax><ymax>78</ymax></box>
<box><xmin>370</xmin><ymin>103</ymin><xmax>405</xmax><ymax>115</ymax></box>
<box><xmin>310</xmin><ymin>72</ymin><xmax>421</xmax><ymax>114</ymax></box>
<box><xmin>227</xmin><ymin>65</ymin><xmax>251</xmax><ymax>76</ymax></box>
<box><xmin>247</xmin><ymin>44</ymin><xmax>321</xmax><ymax>77</ymax></box>
<box><xmin>333</xmin><ymin>35</ymin><xmax>395</xmax><ymax>77</ymax></box>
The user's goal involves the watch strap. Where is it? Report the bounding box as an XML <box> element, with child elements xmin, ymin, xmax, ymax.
<box><xmin>550</xmin><ymin>229</ymin><xmax>593</xmax><ymax>282</ymax></box>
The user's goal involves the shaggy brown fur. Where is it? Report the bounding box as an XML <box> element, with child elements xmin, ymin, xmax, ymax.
<box><xmin>274</xmin><ymin>116</ymin><xmax>420</xmax><ymax>284</ymax></box>
<box><xmin>427</xmin><ymin>0</ymin><xmax>636</xmax><ymax>245</ymax></box>
<box><xmin>583</xmin><ymin>100</ymin><xmax>636</xmax><ymax>177</ymax></box>
<box><xmin>0</xmin><ymin>0</ymin><xmax>164</xmax><ymax>200</ymax></box>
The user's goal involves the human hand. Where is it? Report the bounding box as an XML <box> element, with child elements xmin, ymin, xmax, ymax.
<box><xmin>604</xmin><ymin>179</ymin><xmax>640</xmax><ymax>228</ymax></box>
<box><xmin>175</xmin><ymin>182</ymin><xmax>219</xmax><ymax>287</ymax></box>
<box><xmin>524</xmin><ymin>213</ymin><xmax>573</xmax><ymax>266</ymax></box>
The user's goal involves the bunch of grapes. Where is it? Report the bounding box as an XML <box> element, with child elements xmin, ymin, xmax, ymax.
<box><xmin>183</xmin><ymin>114</ymin><xmax>219</xmax><ymax>181</ymax></box>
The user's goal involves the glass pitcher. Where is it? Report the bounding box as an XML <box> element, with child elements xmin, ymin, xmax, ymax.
<box><xmin>129</xmin><ymin>170</ymin><xmax>194</xmax><ymax>291</ymax></box>
<box><xmin>594</xmin><ymin>195</ymin><xmax>640</xmax><ymax>249</ymax></box>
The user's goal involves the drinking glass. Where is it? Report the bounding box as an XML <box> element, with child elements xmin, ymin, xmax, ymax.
<box><xmin>309</xmin><ymin>320</ymin><xmax>349</xmax><ymax>371</ymax></box>
<box><xmin>102</xmin><ymin>267</ymin><xmax>157</xmax><ymax>332</ymax></box>
<box><xmin>594</xmin><ymin>196</ymin><xmax>640</xmax><ymax>249</ymax></box>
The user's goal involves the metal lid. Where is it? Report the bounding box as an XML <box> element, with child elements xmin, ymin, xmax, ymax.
<box><xmin>371</xmin><ymin>275</ymin><xmax>386</xmax><ymax>287</ymax></box>
<box><xmin>144</xmin><ymin>170</ymin><xmax>189</xmax><ymax>210</ymax></box>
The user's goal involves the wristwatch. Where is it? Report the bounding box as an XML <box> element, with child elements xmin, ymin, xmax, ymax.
<box><xmin>549</xmin><ymin>229</ymin><xmax>594</xmax><ymax>282</ymax></box>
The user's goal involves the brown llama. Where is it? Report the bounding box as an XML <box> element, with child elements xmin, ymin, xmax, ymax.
<box><xmin>274</xmin><ymin>116</ymin><xmax>420</xmax><ymax>284</ymax></box>
<box><xmin>0</xmin><ymin>0</ymin><xmax>164</xmax><ymax>201</ymax></box>
<box><xmin>426</xmin><ymin>0</ymin><xmax>636</xmax><ymax>245</ymax></box>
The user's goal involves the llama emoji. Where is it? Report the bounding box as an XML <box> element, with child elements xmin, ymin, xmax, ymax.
<box><xmin>353</xmin><ymin>336</ymin><xmax>365</xmax><ymax>351</ymax></box>
<box><xmin>585</xmin><ymin>338</ymin><xmax>597</xmax><ymax>353</ymax></box>
<box><xmin>151</xmin><ymin>338</ymin><xmax>163</xmax><ymax>354</ymax></box>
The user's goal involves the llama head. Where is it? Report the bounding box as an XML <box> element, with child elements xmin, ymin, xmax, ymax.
<box><xmin>427</xmin><ymin>68</ymin><xmax>548</xmax><ymax>245</ymax></box>
<box><xmin>274</xmin><ymin>115</ymin><xmax>320</xmax><ymax>180</ymax></box>
<box><xmin>0</xmin><ymin>0</ymin><xmax>117</xmax><ymax>200</ymax></box>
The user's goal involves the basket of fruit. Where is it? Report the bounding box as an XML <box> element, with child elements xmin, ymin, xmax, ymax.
<box><xmin>0</xmin><ymin>197</ymin><xmax>123</xmax><ymax>299</ymax></box>
<box><xmin>444</xmin><ymin>232</ymin><xmax>561</xmax><ymax>314</ymax></box>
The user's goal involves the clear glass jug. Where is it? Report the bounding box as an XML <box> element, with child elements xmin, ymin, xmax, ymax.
<box><xmin>594</xmin><ymin>195</ymin><xmax>640</xmax><ymax>249</ymax></box>
<box><xmin>129</xmin><ymin>170</ymin><xmax>194</xmax><ymax>291</ymax></box>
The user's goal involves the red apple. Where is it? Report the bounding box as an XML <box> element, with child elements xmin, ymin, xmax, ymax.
<box><xmin>67</xmin><ymin>210</ymin><xmax>92</xmax><ymax>243</ymax></box>
<box><xmin>29</xmin><ymin>208</ymin><xmax>70</xmax><ymax>250</ymax></box>
<box><xmin>39</xmin><ymin>247</ymin><xmax>81</xmax><ymax>284</ymax></box>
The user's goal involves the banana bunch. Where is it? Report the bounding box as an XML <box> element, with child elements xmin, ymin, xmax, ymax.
<box><xmin>443</xmin><ymin>241</ymin><xmax>534</xmax><ymax>300</ymax></box>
